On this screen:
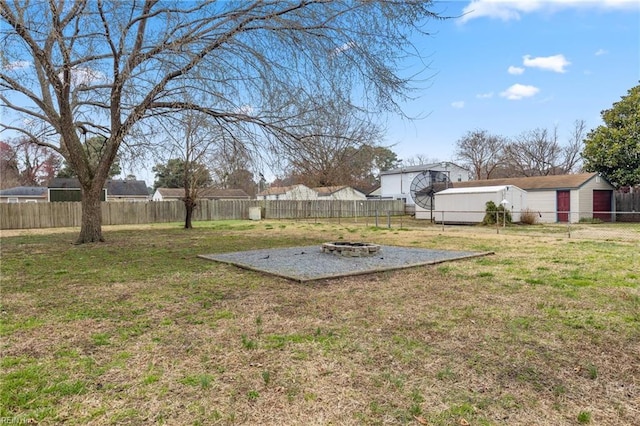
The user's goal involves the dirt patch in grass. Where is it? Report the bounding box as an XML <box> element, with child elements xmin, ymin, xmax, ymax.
<box><xmin>1</xmin><ymin>221</ymin><xmax>638</xmax><ymax>425</ymax></box>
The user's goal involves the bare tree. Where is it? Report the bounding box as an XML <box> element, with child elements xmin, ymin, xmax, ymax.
<box><xmin>563</xmin><ymin>119</ymin><xmax>585</xmax><ymax>173</ymax></box>
<box><xmin>1</xmin><ymin>137</ymin><xmax>60</xmax><ymax>186</ymax></box>
<box><xmin>156</xmin><ymin>112</ymin><xmax>218</xmax><ymax>229</ymax></box>
<box><xmin>208</xmin><ymin>133</ymin><xmax>256</xmax><ymax>191</ymax></box>
<box><xmin>268</xmin><ymin>97</ymin><xmax>386</xmax><ymax>188</ymax></box>
<box><xmin>503</xmin><ymin>123</ymin><xmax>583</xmax><ymax>177</ymax></box>
<box><xmin>0</xmin><ymin>141</ymin><xmax>20</xmax><ymax>189</ymax></box>
<box><xmin>454</xmin><ymin>129</ymin><xmax>506</xmax><ymax>180</ymax></box>
<box><xmin>403</xmin><ymin>154</ymin><xmax>441</xmax><ymax>167</ymax></box>
<box><xmin>1</xmin><ymin>1</ymin><xmax>446</xmax><ymax>243</ymax></box>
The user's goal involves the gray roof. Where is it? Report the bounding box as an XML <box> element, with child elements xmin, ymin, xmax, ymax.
<box><xmin>0</xmin><ymin>186</ymin><xmax>48</xmax><ymax>197</ymax></box>
<box><xmin>48</xmin><ymin>178</ymin><xmax>81</xmax><ymax>188</ymax></box>
<box><xmin>107</xmin><ymin>180</ymin><xmax>149</xmax><ymax>196</ymax></box>
<box><xmin>49</xmin><ymin>178</ymin><xmax>149</xmax><ymax>196</ymax></box>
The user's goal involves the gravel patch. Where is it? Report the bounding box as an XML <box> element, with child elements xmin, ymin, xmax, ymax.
<box><xmin>199</xmin><ymin>245</ymin><xmax>492</xmax><ymax>282</ymax></box>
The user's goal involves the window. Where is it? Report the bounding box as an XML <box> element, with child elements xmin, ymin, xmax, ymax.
<box><xmin>8</xmin><ymin>198</ymin><xmax>18</xmax><ymax>203</ymax></box>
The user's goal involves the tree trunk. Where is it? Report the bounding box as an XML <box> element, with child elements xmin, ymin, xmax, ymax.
<box><xmin>184</xmin><ymin>197</ymin><xmax>195</xmax><ymax>229</ymax></box>
<box><xmin>76</xmin><ymin>185</ymin><xmax>105</xmax><ymax>244</ymax></box>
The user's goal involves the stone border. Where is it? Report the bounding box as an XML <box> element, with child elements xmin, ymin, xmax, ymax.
<box><xmin>321</xmin><ymin>242</ymin><xmax>381</xmax><ymax>257</ymax></box>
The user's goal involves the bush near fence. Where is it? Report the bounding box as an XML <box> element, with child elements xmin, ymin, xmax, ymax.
<box><xmin>0</xmin><ymin>199</ymin><xmax>404</xmax><ymax>230</ymax></box>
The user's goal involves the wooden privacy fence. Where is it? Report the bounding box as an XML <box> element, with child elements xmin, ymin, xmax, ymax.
<box><xmin>0</xmin><ymin>199</ymin><xmax>403</xmax><ymax>230</ymax></box>
<box><xmin>615</xmin><ymin>192</ymin><xmax>640</xmax><ymax>222</ymax></box>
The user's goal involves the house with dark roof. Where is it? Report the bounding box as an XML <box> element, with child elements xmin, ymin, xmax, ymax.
<box><xmin>0</xmin><ymin>186</ymin><xmax>48</xmax><ymax>203</ymax></box>
<box><xmin>152</xmin><ymin>187</ymin><xmax>250</xmax><ymax>201</ymax></box>
<box><xmin>105</xmin><ymin>180</ymin><xmax>150</xmax><ymax>201</ymax></box>
<box><xmin>48</xmin><ymin>178</ymin><xmax>149</xmax><ymax>202</ymax></box>
<box><xmin>417</xmin><ymin>172</ymin><xmax>615</xmax><ymax>223</ymax></box>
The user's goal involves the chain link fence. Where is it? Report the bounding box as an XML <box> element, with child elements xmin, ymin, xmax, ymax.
<box><xmin>282</xmin><ymin>209</ymin><xmax>640</xmax><ymax>243</ymax></box>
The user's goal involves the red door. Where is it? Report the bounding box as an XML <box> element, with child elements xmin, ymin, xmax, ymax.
<box><xmin>593</xmin><ymin>190</ymin><xmax>612</xmax><ymax>222</ymax></box>
<box><xmin>557</xmin><ymin>190</ymin><xmax>570</xmax><ymax>222</ymax></box>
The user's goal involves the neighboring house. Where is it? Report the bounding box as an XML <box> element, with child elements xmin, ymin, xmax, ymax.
<box><xmin>48</xmin><ymin>178</ymin><xmax>148</xmax><ymax>202</ymax></box>
<box><xmin>152</xmin><ymin>187</ymin><xmax>250</xmax><ymax>201</ymax></box>
<box><xmin>257</xmin><ymin>184</ymin><xmax>318</xmax><ymax>201</ymax></box>
<box><xmin>0</xmin><ymin>186</ymin><xmax>48</xmax><ymax>203</ymax></box>
<box><xmin>420</xmin><ymin>185</ymin><xmax>527</xmax><ymax>224</ymax></box>
<box><xmin>106</xmin><ymin>180</ymin><xmax>150</xmax><ymax>202</ymax></box>
<box><xmin>444</xmin><ymin>172</ymin><xmax>615</xmax><ymax>223</ymax></box>
<box><xmin>314</xmin><ymin>185</ymin><xmax>367</xmax><ymax>201</ymax></box>
<box><xmin>379</xmin><ymin>162</ymin><xmax>471</xmax><ymax>206</ymax></box>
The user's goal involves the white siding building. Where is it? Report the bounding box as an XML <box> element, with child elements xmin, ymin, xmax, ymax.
<box><xmin>379</xmin><ymin>162</ymin><xmax>471</xmax><ymax>206</ymax></box>
<box><xmin>314</xmin><ymin>186</ymin><xmax>367</xmax><ymax>201</ymax></box>
<box><xmin>257</xmin><ymin>184</ymin><xmax>318</xmax><ymax>200</ymax></box>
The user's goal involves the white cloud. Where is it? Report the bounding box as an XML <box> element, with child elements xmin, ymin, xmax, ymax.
<box><xmin>451</xmin><ymin>101</ymin><xmax>465</xmax><ymax>109</ymax></box>
<box><xmin>459</xmin><ymin>0</ymin><xmax>639</xmax><ymax>24</ymax></box>
<box><xmin>523</xmin><ymin>54</ymin><xmax>570</xmax><ymax>73</ymax></box>
<box><xmin>595</xmin><ymin>48</ymin><xmax>608</xmax><ymax>56</ymax></box>
<box><xmin>500</xmin><ymin>83</ymin><xmax>540</xmax><ymax>100</ymax></box>
<box><xmin>3</xmin><ymin>60</ymin><xmax>31</xmax><ymax>71</ymax></box>
<box><xmin>476</xmin><ymin>92</ymin><xmax>494</xmax><ymax>99</ymax></box>
<box><xmin>508</xmin><ymin>65</ymin><xmax>525</xmax><ymax>75</ymax></box>
<box><xmin>331</xmin><ymin>41</ymin><xmax>356</xmax><ymax>56</ymax></box>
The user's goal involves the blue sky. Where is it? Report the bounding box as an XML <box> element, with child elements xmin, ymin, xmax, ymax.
<box><xmin>385</xmin><ymin>0</ymin><xmax>640</xmax><ymax>163</ymax></box>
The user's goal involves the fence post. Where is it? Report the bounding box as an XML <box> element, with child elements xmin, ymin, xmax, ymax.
<box><xmin>375</xmin><ymin>209</ymin><xmax>379</xmax><ymax>227</ymax></box>
<box><xmin>387</xmin><ymin>210</ymin><xmax>391</xmax><ymax>228</ymax></box>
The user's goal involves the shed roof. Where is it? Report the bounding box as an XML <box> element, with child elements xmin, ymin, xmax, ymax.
<box><xmin>436</xmin><ymin>185</ymin><xmax>524</xmax><ymax>195</ymax></box>
<box><xmin>450</xmin><ymin>173</ymin><xmax>607</xmax><ymax>191</ymax></box>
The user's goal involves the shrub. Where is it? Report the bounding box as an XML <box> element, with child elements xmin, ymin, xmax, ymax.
<box><xmin>520</xmin><ymin>208</ymin><xmax>538</xmax><ymax>225</ymax></box>
<box><xmin>482</xmin><ymin>200</ymin><xmax>512</xmax><ymax>225</ymax></box>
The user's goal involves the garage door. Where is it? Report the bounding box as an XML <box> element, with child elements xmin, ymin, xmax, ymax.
<box><xmin>557</xmin><ymin>190</ymin><xmax>570</xmax><ymax>222</ymax></box>
<box><xmin>593</xmin><ymin>190</ymin><xmax>612</xmax><ymax>222</ymax></box>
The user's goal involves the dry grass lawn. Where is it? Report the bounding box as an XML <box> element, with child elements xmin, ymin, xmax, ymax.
<box><xmin>1</xmin><ymin>220</ymin><xmax>638</xmax><ymax>425</ymax></box>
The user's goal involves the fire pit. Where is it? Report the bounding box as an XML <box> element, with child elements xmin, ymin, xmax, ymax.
<box><xmin>321</xmin><ymin>241</ymin><xmax>381</xmax><ymax>257</ymax></box>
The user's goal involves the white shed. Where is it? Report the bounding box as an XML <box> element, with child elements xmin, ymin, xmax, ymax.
<box><xmin>417</xmin><ymin>185</ymin><xmax>526</xmax><ymax>224</ymax></box>
<box><xmin>443</xmin><ymin>173</ymin><xmax>615</xmax><ymax>223</ymax></box>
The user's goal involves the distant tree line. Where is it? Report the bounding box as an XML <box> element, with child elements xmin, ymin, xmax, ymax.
<box><xmin>454</xmin><ymin>121</ymin><xmax>585</xmax><ymax>181</ymax></box>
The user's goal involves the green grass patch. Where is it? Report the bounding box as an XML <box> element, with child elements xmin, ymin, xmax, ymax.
<box><xmin>0</xmin><ymin>221</ymin><xmax>638</xmax><ymax>425</ymax></box>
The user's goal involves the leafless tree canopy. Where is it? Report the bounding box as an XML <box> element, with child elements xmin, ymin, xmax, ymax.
<box><xmin>454</xmin><ymin>129</ymin><xmax>507</xmax><ymax>180</ymax></box>
<box><xmin>503</xmin><ymin>122</ymin><xmax>584</xmax><ymax>177</ymax></box>
<box><xmin>455</xmin><ymin>122</ymin><xmax>584</xmax><ymax>180</ymax></box>
<box><xmin>0</xmin><ymin>0</ymin><xmax>445</xmax><ymax>242</ymax></box>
